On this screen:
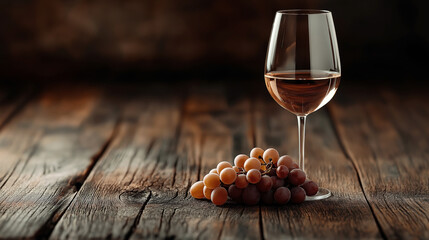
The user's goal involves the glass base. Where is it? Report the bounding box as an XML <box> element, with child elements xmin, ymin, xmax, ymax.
<box><xmin>305</xmin><ymin>187</ymin><xmax>331</xmax><ymax>201</ymax></box>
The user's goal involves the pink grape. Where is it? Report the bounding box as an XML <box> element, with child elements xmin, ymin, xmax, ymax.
<box><xmin>246</xmin><ymin>169</ymin><xmax>261</xmax><ymax>184</ymax></box>
<box><xmin>277</xmin><ymin>155</ymin><xmax>294</xmax><ymax>168</ymax></box>
<box><xmin>250</xmin><ymin>147</ymin><xmax>264</xmax><ymax>159</ymax></box>
<box><xmin>211</xmin><ymin>187</ymin><xmax>228</xmax><ymax>206</ymax></box>
<box><xmin>234</xmin><ymin>154</ymin><xmax>248</xmax><ymax>168</ymax></box>
<box><xmin>263</xmin><ymin>148</ymin><xmax>279</xmax><ymax>166</ymax></box>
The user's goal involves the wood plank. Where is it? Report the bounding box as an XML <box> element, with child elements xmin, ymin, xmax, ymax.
<box><xmin>50</xmin><ymin>84</ymin><xmax>261</xmax><ymax>239</ymax></box>
<box><xmin>0</xmin><ymin>86</ymin><xmax>119</xmax><ymax>238</ymax></box>
<box><xmin>329</xmin><ymin>85</ymin><xmax>429</xmax><ymax>239</ymax></box>
<box><xmin>254</xmin><ymin>93</ymin><xmax>382</xmax><ymax>239</ymax></box>
<box><xmin>132</xmin><ymin>85</ymin><xmax>259</xmax><ymax>240</ymax></box>
<box><xmin>50</xmin><ymin>88</ymin><xmax>184</xmax><ymax>239</ymax></box>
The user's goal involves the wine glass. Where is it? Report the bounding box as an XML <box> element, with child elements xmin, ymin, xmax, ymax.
<box><xmin>264</xmin><ymin>10</ymin><xmax>341</xmax><ymax>200</ymax></box>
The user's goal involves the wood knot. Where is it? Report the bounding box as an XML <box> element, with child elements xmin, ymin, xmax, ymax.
<box><xmin>119</xmin><ymin>189</ymin><xmax>150</xmax><ymax>204</ymax></box>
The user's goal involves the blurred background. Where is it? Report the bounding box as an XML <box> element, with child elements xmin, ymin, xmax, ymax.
<box><xmin>0</xmin><ymin>0</ymin><xmax>428</xmax><ymax>85</ymax></box>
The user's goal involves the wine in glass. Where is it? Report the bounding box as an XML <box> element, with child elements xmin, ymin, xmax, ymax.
<box><xmin>264</xmin><ymin>10</ymin><xmax>341</xmax><ymax>200</ymax></box>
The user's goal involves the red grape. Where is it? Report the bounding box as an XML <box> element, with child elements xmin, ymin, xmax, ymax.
<box><xmin>242</xmin><ymin>185</ymin><xmax>260</xmax><ymax>205</ymax></box>
<box><xmin>261</xmin><ymin>190</ymin><xmax>275</xmax><ymax>205</ymax></box>
<box><xmin>235</xmin><ymin>174</ymin><xmax>249</xmax><ymax>189</ymax></box>
<box><xmin>274</xmin><ymin>187</ymin><xmax>291</xmax><ymax>205</ymax></box>
<box><xmin>302</xmin><ymin>180</ymin><xmax>319</xmax><ymax>196</ymax></box>
<box><xmin>276</xmin><ymin>165</ymin><xmax>289</xmax><ymax>179</ymax></box>
<box><xmin>228</xmin><ymin>185</ymin><xmax>243</xmax><ymax>202</ymax></box>
<box><xmin>290</xmin><ymin>186</ymin><xmax>306</xmax><ymax>204</ymax></box>
<box><xmin>270</xmin><ymin>176</ymin><xmax>285</xmax><ymax>189</ymax></box>
<box><xmin>288</xmin><ymin>169</ymin><xmax>306</xmax><ymax>186</ymax></box>
<box><xmin>256</xmin><ymin>175</ymin><xmax>273</xmax><ymax>192</ymax></box>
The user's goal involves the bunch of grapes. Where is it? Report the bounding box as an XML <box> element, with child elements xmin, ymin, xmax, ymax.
<box><xmin>190</xmin><ymin>147</ymin><xmax>320</xmax><ymax>206</ymax></box>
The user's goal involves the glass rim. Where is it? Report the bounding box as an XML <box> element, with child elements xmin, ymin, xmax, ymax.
<box><xmin>276</xmin><ymin>9</ymin><xmax>331</xmax><ymax>15</ymax></box>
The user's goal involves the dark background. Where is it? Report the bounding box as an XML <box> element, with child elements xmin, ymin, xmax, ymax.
<box><xmin>0</xmin><ymin>0</ymin><xmax>428</xmax><ymax>84</ymax></box>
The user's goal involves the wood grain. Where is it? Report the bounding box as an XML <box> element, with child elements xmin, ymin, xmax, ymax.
<box><xmin>254</xmin><ymin>93</ymin><xmax>382</xmax><ymax>239</ymax></box>
<box><xmin>131</xmin><ymin>85</ymin><xmax>259</xmax><ymax>240</ymax></box>
<box><xmin>0</xmin><ymin>86</ymin><xmax>118</xmax><ymax>238</ymax></box>
<box><xmin>0</xmin><ymin>83</ymin><xmax>427</xmax><ymax>240</ymax></box>
<box><xmin>0</xmin><ymin>86</ymin><xmax>33</xmax><ymax>131</ymax></box>
<box><xmin>50</xmin><ymin>85</ymin><xmax>262</xmax><ymax>239</ymax></box>
<box><xmin>329</xmin><ymin>86</ymin><xmax>429</xmax><ymax>240</ymax></box>
<box><xmin>50</xmin><ymin>88</ymin><xmax>184</xmax><ymax>239</ymax></box>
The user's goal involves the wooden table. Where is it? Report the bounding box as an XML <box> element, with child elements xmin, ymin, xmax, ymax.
<box><xmin>0</xmin><ymin>82</ymin><xmax>427</xmax><ymax>239</ymax></box>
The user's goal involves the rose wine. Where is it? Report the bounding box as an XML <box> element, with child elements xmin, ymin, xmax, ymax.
<box><xmin>265</xmin><ymin>70</ymin><xmax>341</xmax><ymax>116</ymax></box>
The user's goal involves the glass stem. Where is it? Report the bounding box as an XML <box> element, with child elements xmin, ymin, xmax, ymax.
<box><xmin>297</xmin><ymin>115</ymin><xmax>307</xmax><ymax>172</ymax></box>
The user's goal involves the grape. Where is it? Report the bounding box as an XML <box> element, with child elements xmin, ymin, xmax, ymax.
<box><xmin>289</xmin><ymin>169</ymin><xmax>306</xmax><ymax>186</ymax></box>
<box><xmin>220</xmin><ymin>168</ymin><xmax>237</xmax><ymax>185</ymax></box>
<box><xmin>232</xmin><ymin>166</ymin><xmax>240</xmax><ymax>173</ymax></box>
<box><xmin>235</xmin><ymin>174</ymin><xmax>249</xmax><ymax>189</ymax></box>
<box><xmin>203</xmin><ymin>173</ymin><xmax>221</xmax><ymax>189</ymax></box>
<box><xmin>234</xmin><ymin>154</ymin><xmax>248</xmax><ymax>168</ymax></box>
<box><xmin>244</xmin><ymin>157</ymin><xmax>261</xmax><ymax>171</ymax></box>
<box><xmin>261</xmin><ymin>190</ymin><xmax>274</xmax><ymax>205</ymax></box>
<box><xmin>289</xmin><ymin>162</ymin><xmax>299</xmax><ymax>171</ymax></box>
<box><xmin>270</xmin><ymin>176</ymin><xmax>285</xmax><ymax>189</ymax></box>
<box><xmin>276</xmin><ymin>165</ymin><xmax>289</xmax><ymax>179</ymax></box>
<box><xmin>203</xmin><ymin>186</ymin><xmax>214</xmax><ymax>199</ymax></box>
<box><xmin>211</xmin><ymin>187</ymin><xmax>228</xmax><ymax>206</ymax></box>
<box><xmin>290</xmin><ymin>186</ymin><xmax>306</xmax><ymax>203</ymax></box>
<box><xmin>256</xmin><ymin>175</ymin><xmax>273</xmax><ymax>192</ymax></box>
<box><xmin>217</xmin><ymin>161</ymin><xmax>233</xmax><ymax>174</ymax></box>
<box><xmin>190</xmin><ymin>181</ymin><xmax>205</xmax><ymax>199</ymax></box>
<box><xmin>277</xmin><ymin>155</ymin><xmax>294</xmax><ymax>168</ymax></box>
<box><xmin>228</xmin><ymin>185</ymin><xmax>243</xmax><ymax>202</ymax></box>
<box><xmin>250</xmin><ymin>147</ymin><xmax>264</xmax><ymax>159</ymax></box>
<box><xmin>302</xmin><ymin>180</ymin><xmax>319</xmax><ymax>196</ymax></box>
<box><xmin>209</xmin><ymin>168</ymin><xmax>218</xmax><ymax>174</ymax></box>
<box><xmin>263</xmin><ymin>148</ymin><xmax>279</xmax><ymax>166</ymax></box>
<box><xmin>246</xmin><ymin>169</ymin><xmax>261</xmax><ymax>184</ymax></box>
<box><xmin>274</xmin><ymin>187</ymin><xmax>291</xmax><ymax>204</ymax></box>
<box><xmin>242</xmin><ymin>185</ymin><xmax>260</xmax><ymax>205</ymax></box>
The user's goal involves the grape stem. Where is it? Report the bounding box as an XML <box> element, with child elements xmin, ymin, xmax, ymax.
<box><xmin>239</xmin><ymin>157</ymin><xmax>274</xmax><ymax>175</ymax></box>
